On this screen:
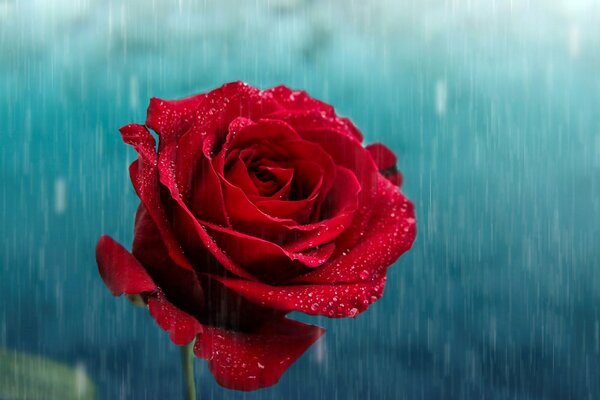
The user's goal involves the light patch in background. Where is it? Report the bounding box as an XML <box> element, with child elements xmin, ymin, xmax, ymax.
<box><xmin>595</xmin><ymin>134</ymin><xmax>600</xmax><ymax>168</ymax></box>
<box><xmin>74</xmin><ymin>362</ymin><xmax>88</xmax><ymax>398</ymax></box>
<box><xmin>435</xmin><ymin>79</ymin><xmax>447</xmax><ymax>117</ymax></box>
<box><xmin>567</xmin><ymin>24</ymin><xmax>581</xmax><ymax>59</ymax></box>
<box><xmin>313</xmin><ymin>336</ymin><xmax>326</xmax><ymax>364</ymax></box>
<box><xmin>54</xmin><ymin>177</ymin><xmax>66</xmax><ymax>215</ymax></box>
<box><xmin>129</xmin><ymin>75</ymin><xmax>139</xmax><ymax>111</ymax></box>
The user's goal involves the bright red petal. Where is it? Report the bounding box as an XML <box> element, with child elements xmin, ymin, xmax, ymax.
<box><xmin>366</xmin><ymin>143</ymin><xmax>403</xmax><ymax>186</ymax></box>
<box><xmin>265</xmin><ymin>85</ymin><xmax>335</xmax><ymax>115</ymax></box>
<box><xmin>295</xmin><ymin>176</ymin><xmax>416</xmax><ymax>284</ymax></box>
<box><xmin>194</xmin><ymin>317</ymin><xmax>324</xmax><ymax>391</ymax></box>
<box><xmin>203</xmin><ymin>221</ymin><xmax>335</xmax><ymax>269</ymax></box>
<box><xmin>147</xmin><ymin>289</ymin><xmax>203</xmax><ymax>346</ymax></box>
<box><xmin>121</xmin><ymin>124</ymin><xmax>193</xmax><ymax>271</ymax></box>
<box><xmin>264</xmin><ymin>85</ymin><xmax>364</xmax><ymax>141</ymax></box>
<box><xmin>132</xmin><ymin>205</ymin><xmax>205</xmax><ymax>314</ymax></box>
<box><xmin>366</xmin><ymin>143</ymin><xmax>397</xmax><ymax>170</ymax></box>
<box><xmin>145</xmin><ymin>94</ymin><xmax>205</xmax><ymax>140</ymax></box>
<box><xmin>176</xmin><ymin>129</ymin><xmax>229</xmax><ymax>226</ymax></box>
<box><xmin>211</xmin><ymin>274</ymin><xmax>387</xmax><ymax>318</ymax></box>
<box><xmin>96</xmin><ymin>235</ymin><xmax>156</xmax><ymax>296</ymax></box>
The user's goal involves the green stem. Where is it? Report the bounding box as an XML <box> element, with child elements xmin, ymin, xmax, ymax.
<box><xmin>180</xmin><ymin>343</ymin><xmax>196</xmax><ymax>400</ymax></box>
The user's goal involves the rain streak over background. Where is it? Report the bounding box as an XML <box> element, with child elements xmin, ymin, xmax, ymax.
<box><xmin>1</xmin><ymin>0</ymin><xmax>599</xmax><ymax>399</ymax></box>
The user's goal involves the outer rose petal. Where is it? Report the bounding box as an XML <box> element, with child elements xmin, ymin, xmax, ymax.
<box><xmin>132</xmin><ymin>205</ymin><xmax>205</xmax><ymax>314</ymax></box>
<box><xmin>121</xmin><ymin>124</ymin><xmax>193</xmax><ymax>271</ymax></box>
<box><xmin>176</xmin><ymin>129</ymin><xmax>229</xmax><ymax>226</ymax></box>
<box><xmin>96</xmin><ymin>235</ymin><xmax>156</xmax><ymax>295</ymax></box>
<box><xmin>146</xmin><ymin>94</ymin><xmax>205</xmax><ymax>140</ymax></box>
<box><xmin>366</xmin><ymin>143</ymin><xmax>403</xmax><ymax>186</ymax></box>
<box><xmin>265</xmin><ymin>85</ymin><xmax>363</xmax><ymax>141</ymax></box>
<box><xmin>95</xmin><ymin>235</ymin><xmax>202</xmax><ymax>346</ymax></box>
<box><xmin>295</xmin><ymin>176</ymin><xmax>416</xmax><ymax>284</ymax></box>
<box><xmin>194</xmin><ymin>317</ymin><xmax>324</xmax><ymax>391</ymax></box>
<box><xmin>211</xmin><ymin>275</ymin><xmax>387</xmax><ymax>318</ymax></box>
<box><xmin>148</xmin><ymin>290</ymin><xmax>203</xmax><ymax>346</ymax></box>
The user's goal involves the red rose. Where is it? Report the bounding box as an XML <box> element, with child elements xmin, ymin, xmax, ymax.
<box><xmin>96</xmin><ymin>82</ymin><xmax>416</xmax><ymax>391</ymax></box>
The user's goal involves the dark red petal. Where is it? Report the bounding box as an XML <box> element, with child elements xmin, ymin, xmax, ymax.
<box><xmin>226</xmin><ymin>156</ymin><xmax>260</xmax><ymax>196</ymax></box>
<box><xmin>366</xmin><ymin>143</ymin><xmax>397</xmax><ymax>171</ymax></box>
<box><xmin>176</xmin><ymin>129</ymin><xmax>229</xmax><ymax>226</ymax></box>
<box><xmin>264</xmin><ymin>86</ymin><xmax>363</xmax><ymax>141</ymax></box>
<box><xmin>121</xmin><ymin>124</ymin><xmax>193</xmax><ymax>271</ymax></box>
<box><xmin>203</xmin><ymin>221</ymin><xmax>335</xmax><ymax>269</ymax></box>
<box><xmin>170</xmin><ymin>204</ymin><xmax>257</xmax><ymax>280</ymax></box>
<box><xmin>294</xmin><ymin>126</ymin><xmax>381</xmax><ymax>254</ymax></box>
<box><xmin>384</xmin><ymin>170</ymin><xmax>403</xmax><ymax>187</ymax></box>
<box><xmin>267</xmin><ymin>109</ymin><xmax>363</xmax><ymax>144</ymax></box>
<box><xmin>120</xmin><ymin>123</ymin><xmax>157</xmax><ymax>164</ymax></box>
<box><xmin>366</xmin><ymin>143</ymin><xmax>403</xmax><ymax>186</ymax></box>
<box><xmin>145</xmin><ymin>94</ymin><xmax>205</xmax><ymax>140</ymax></box>
<box><xmin>194</xmin><ymin>317</ymin><xmax>324</xmax><ymax>391</ymax></box>
<box><xmin>96</xmin><ymin>235</ymin><xmax>156</xmax><ymax>296</ymax></box>
<box><xmin>265</xmin><ymin>85</ymin><xmax>335</xmax><ymax>115</ymax></box>
<box><xmin>297</xmin><ymin>127</ymin><xmax>378</xmax><ymax>195</ymax></box>
<box><xmin>180</xmin><ymin>82</ymin><xmax>281</xmax><ymax>157</ymax></box>
<box><xmin>147</xmin><ymin>289</ymin><xmax>203</xmax><ymax>346</ymax></box>
<box><xmin>150</xmin><ymin>131</ymin><xmax>256</xmax><ymax>280</ymax></box>
<box><xmin>132</xmin><ymin>205</ymin><xmax>205</xmax><ymax>314</ymax></box>
<box><xmin>211</xmin><ymin>274</ymin><xmax>387</xmax><ymax>318</ymax></box>
<box><xmin>295</xmin><ymin>176</ymin><xmax>416</xmax><ymax>284</ymax></box>
<box><xmin>337</xmin><ymin>116</ymin><xmax>364</xmax><ymax>141</ymax></box>
<box><xmin>225</xmin><ymin>118</ymin><xmax>301</xmax><ymax>153</ymax></box>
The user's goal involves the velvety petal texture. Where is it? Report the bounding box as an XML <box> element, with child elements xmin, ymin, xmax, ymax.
<box><xmin>96</xmin><ymin>81</ymin><xmax>416</xmax><ymax>391</ymax></box>
<box><xmin>194</xmin><ymin>318</ymin><xmax>324</xmax><ymax>391</ymax></box>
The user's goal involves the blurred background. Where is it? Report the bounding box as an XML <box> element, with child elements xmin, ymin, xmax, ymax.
<box><xmin>1</xmin><ymin>0</ymin><xmax>599</xmax><ymax>399</ymax></box>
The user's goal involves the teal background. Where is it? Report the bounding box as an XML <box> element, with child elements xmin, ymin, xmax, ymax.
<box><xmin>1</xmin><ymin>1</ymin><xmax>599</xmax><ymax>399</ymax></box>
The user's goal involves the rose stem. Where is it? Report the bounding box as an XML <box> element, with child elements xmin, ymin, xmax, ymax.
<box><xmin>180</xmin><ymin>343</ymin><xmax>196</xmax><ymax>400</ymax></box>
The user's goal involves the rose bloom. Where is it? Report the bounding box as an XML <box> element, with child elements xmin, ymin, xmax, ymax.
<box><xmin>96</xmin><ymin>82</ymin><xmax>416</xmax><ymax>391</ymax></box>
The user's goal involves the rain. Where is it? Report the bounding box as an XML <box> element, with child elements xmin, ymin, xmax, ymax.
<box><xmin>1</xmin><ymin>0</ymin><xmax>599</xmax><ymax>399</ymax></box>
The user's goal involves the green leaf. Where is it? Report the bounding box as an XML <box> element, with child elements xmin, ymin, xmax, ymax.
<box><xmin>0</xmin><ymin>348</ymin><xmax>96</xmax><ymax>400</ymax></box>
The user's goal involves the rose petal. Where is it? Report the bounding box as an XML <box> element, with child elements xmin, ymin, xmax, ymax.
<box><xmin>146</xmin><ymin>94</ymin><xmax>205</xmax><ymax>140</ymax></box>
<box><xmin>265</xmin><ymin>85</ymin><xmax>335</xmax><ymax>115</ymax></box>
<box><xmin>264</xmin><ymin>86</ymin><xmax>363</xmax><ymax>141</ymax></box>
<box><xmin>197</xmin><ymin>275</ymin><xmax>285</xmax><ymax>330</ymax></box>
<box><xmin>179</xmin><ymin>82</ymin><xmax>281</xmax><ymax>157</ymax></box>
<box><xmin>176</xmin><ymin>129</ymin><xmax>229</xmax><ymax>226</ymax></box>
<box><xmin>132</xmin><ymin>205</ymin><xmax>205</xmax><ymax>314</ymax></box>
<box><xmin>194</xmin><ymin>317</ymin><xmax>324</xmax><ymax>391</ymax></box>
<box><xmin>366</xmin><ymin>143</ymin><xmax>403</xmax><ymax>186</ymax></box>
<box><xmin>96</xmin><ymin>235</ymin><xmax>156</xmax><ymax>296</ymax></box>
<box><xmin>170</xmin><ymin>203</ymin><xmax>258</xmax><ymax>281</ymax></box>
<box><xmin>121</xmin><ymin>124</ymin><xmax>193</xmax><ymax>271</ymax></box>
<box><xmin>225</xmin><ymin>156</ymin><xmax>260</xmax><ymax>196</ymax></box>
<box><xmin>96</xmin><ymin>236</ymin><xmax>203</xmax><ymax>346</ymax></box>
<box><xmin>294</xmin><ymin>176</ymin><xmax>416</xmax><ymax>284</ymax></box>
<box><xmin>147</xmin><ymin>289</ymin><xmax>203</xmax><ymax>346</ymax></box>
<box><xmin>294</xmin><ymin>126</ymin><xmax>381</xmax><ymax>254</ymax></box>
<box><xmin>366</xmin><ymin>143</ymin><xmax>397</xmax><ymax>170</ymax></box>
<box><xmin>148</xmin><ymin>126</ymin><xmax>256</xmax><ymax>280</ymax></box>
<box><xmin>204</xmin><ymin>221</ymin><xmax>335</xmax><ymax>267</ymax></box>
<box><xmin>267</xmin><ymin>108</ymin><xmax>363</xmax><ymax>143</ymax></box>
<box><xmin>211</xmin><ymin>274</ymin><xmax>387</xmax><ymax>318</ymax></box>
